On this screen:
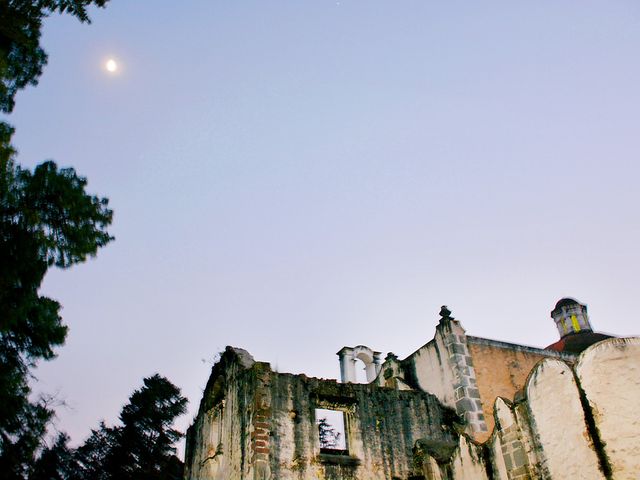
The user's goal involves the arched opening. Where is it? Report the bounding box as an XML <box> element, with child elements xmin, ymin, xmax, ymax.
<box><xmin>337</xmin><ymin>345</ymin><xmax>382</xmax><ymax>383</ymax></box>
<box><xmin>355</xmin><ymin>358</ymin><xmax>368</xmax><ymax>384</ymax></box>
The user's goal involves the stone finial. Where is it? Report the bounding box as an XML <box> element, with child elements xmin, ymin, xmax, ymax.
<box><xmin>439</xmin><ymin>305</ymin><xmax>453</xmax><ymax>321</ymax></box>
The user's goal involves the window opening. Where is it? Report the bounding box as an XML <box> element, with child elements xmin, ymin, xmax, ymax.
<box><xmin>315</xmin><ymin>408</ymin><xmax>347</xmax><ymax>453</ymax></box>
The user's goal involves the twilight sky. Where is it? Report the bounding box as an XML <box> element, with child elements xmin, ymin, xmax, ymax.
<box><xmin>5</xmin><ymin>0</ymin><xmax>640</xmax><ymax>452</ymax></box>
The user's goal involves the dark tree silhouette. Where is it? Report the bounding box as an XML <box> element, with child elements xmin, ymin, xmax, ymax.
<box><xmin>72</xmin><ymin>423</ymin><xmax>118</xmax><ymax>480</ymax></box>
<box><xmin>0</xmin><ymin>2</ymin><xmax>114</xmax><ymax>477</ymax></box>
<box><xmin>317</xmin><ymin>417</ymin><xmax>342</xmax><ymax>450</ymax></box>
<box><xmin>0</xmin><ymin>0</ymin><xmax>110</xmax><ymax>113</ymax></box>
<box><xmin>30</xmin><ymin>433</ymin><xmax>79</xmax><ymax>480</ymax></box>
<box><xmin>73</xmin><ymin>375</ymin><xmax>188</xmax><ymax>480</ymax></box>
<box><xmin>0</xmin><ymin>122</ymin><xmax>113</xmax><ymax>477</ymax></box>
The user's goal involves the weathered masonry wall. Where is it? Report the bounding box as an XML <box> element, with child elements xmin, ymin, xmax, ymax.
<box><xmin>185</xmin><ymin>347</ymin><xmax>460</xmax><ymax>480</ymax></box>
<box><xmin>185</xmin><ymin>338</ymin><xmax>640</xmax><ymax>480</ymax></box>
<box><xmin>267</xmin><ymin>373</ymin><xmax>457</xmax><ymax>480</ymax></box>
<box><xmin>402</xmin><ymin>338</ymin><xmax>456</xmax><ymax>410</ymax></box>
<box><xmin>525</xmin><ymin>359</ymin><xmax>602</xmax><ymax>478</ymax></box>
<box><xmin>467</xmin><ymin>337</ymin><xmax>574</xmax><ymax>442</ymax></box>
<box><xmin>479</xmin><ymin>337</ymin><xmax>640</xmax><ymax>480</ymax></box>
<box><xmin>402</xmin><ymin>317</ymin><xmax>488</xmax><ymax>436</ymax></box>
<box><xmin>576</xmin><ymin>337</ymin><xmax>640</xmax><ymax>479</ymax></box>
<box><xmin>184</xmin><ymin>348</ymin><xmax>267</xmax><ymax>480</ymax></box>
<box><xmin>398</xmin><ymin>317</ymin><xmax>577</xmax><ymax>444</ymax></box>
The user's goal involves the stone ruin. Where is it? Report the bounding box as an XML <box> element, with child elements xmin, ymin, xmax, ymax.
<box><xmin>184</xmin><ymin>299</ymin><xmax>640</xmax><ymax>479</ymax></box>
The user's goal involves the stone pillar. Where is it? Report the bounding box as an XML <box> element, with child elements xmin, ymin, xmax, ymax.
<box><xmin>364</xmin><ymin>362</ymin><xmax>377</xmax><ymax>382</ymax></box>
<box><xmin>373</xmin><ymin>351</ymin><xmax>382</xmax><ymax>377</ymax></box>
<box><xmin>250</xmin><ymin>363</ymin><xmax>272</xmax><ymax>480</ymax></box>
<box><xmin>337</xmin><ymin>347</ymin><xmax>356</xmax><ymax>383</ymax></box>
<box><xmin>436</xmin><ymin>306</ymin><xmax>487</xmax><ymax>435</ymax></box>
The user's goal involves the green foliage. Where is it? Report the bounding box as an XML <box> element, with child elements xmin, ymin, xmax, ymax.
<box><xmin>0</xmin><ymin>122</ymin><xmax>113</xmax><ymax>476</ymax></box>
<box><xmin>73</xmin><ymin>375</ymin><xmax>188</xmax><ymax>480</ymax></box>
<box><xmin>118</xmin><ymin>374</ymin><xmax>188</xmax><ymax>460</ymax></box>
<box><xmin>73</xmin><ymin>423</ymin><xmax>118</xmax><ymax>480</ymax></box>
<box><xmin>0</xmin><ymin>0</ymin><xmax>110</xmax><ymax>113</ymax></box>
<box><xmin>0</xmin><ymin>121</ymin><xmax>113</xmax><ymax>362</ymax></box>
<box><xmin>1</xmin><ymin>1</ymin><xmax>115</xmax><ymax>476</ymax></box>
<box><xmin>0</xmin><ymin>383</ymin><xmax>50</xmax><ymax>479</ymax></box>
<box><xmin>30</xmin><ymin>433</ymin><xmax>79</xmax><ymax>480</ymax></box>
<box><xmin>3</xmin><ymin>374</ymin><xmax>186</xmax><ymax>479</ymax></box>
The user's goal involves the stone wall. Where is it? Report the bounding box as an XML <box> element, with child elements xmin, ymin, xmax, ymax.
<box><xmin>403</xmin><ymin>318</ymin><xmax>488</xmax><ymax>436</ymax></box>
<box><xmin>373</xmin><ymin>337</ymin><xmax>640</xmax><ymax>480</ymax></box>
<box><xmin>576</xmin><ymin>337</ymin><xmax>640</xmax><ymax>479</ymax></box>
<box><xmin>185</xmin><ymin>338</ymin><xmax>640</xmax><ymax>480</ymax></box>
<box><xmin>446</xmin><ymin>337</ymin><xmax>640</xmax><ymax>480</ymax></box>
<box><xmin>268</xmin><ymin>373</ymin><xmax>458</xmax><ymax>480</ymax></box>
<box><xmin>184</xmin><ymin>347</ymin><xmax>260</xmax><ymax>480</ymax></box>
<box><xmin>185</xmin><ymin>347</ymin><xmax>459</xmax><ymax>480</ymax></box>
<box><xmin>523</xmin><ymin>359</ymin><xmax>603</xmax><ymax>478</ymax></box>
<box><xmin>467</xmin><ymin>338</ymin><xmax>574</xmax><ymax>442</ymax></box>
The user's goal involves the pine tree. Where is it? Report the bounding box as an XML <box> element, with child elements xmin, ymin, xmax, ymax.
<box><xmin>317</xmin><ymin>417</ymin><xmax>341</xmax><ymax>450</ymax></box>
<box><xmin>73</xmin><ymin>375</ymin><xmax>187</xmax><ymax>480</ymax></box>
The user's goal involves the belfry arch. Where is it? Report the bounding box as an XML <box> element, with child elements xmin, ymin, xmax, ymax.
<box><xmin>337</xmin><ymin>345</ymin><xmax>382</xmax><ymax>383</ymax></box>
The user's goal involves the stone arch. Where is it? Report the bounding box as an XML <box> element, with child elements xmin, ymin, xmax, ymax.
<box><xmin>337</xmin><ymin>345</ymin><xmax>382</xmax><ymax>383</ymax></box>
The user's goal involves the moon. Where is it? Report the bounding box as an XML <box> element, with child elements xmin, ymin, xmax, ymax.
<box><xmin>105</xmin><ymin>58</ymin><xmax>118</xmax><ymax>73</ymax></box>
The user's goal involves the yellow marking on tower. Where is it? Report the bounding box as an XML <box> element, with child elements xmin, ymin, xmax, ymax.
<box><xmin>571</xmin><ymin>314</ymin><xmax>581</xmax><ymax>332</ymax></box>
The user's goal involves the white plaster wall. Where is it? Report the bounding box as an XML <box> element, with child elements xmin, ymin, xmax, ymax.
<box><xmin>411</xmin><ymin>337</ymin><xmax>457</xmax><ymax>409</ymax></box>
<box><xmin>576</xmin><ymin>337</ymin><xmax>640</xmax><ymax>480</ymax></box>
<box><xmin>449</xmin><ymin>436</ymin><xmax>489</xmax><ymax>480</ymax></box>
<box><xmin>494</xmin><ymin>397</ymin><xmax>514</xmax><ymax>431</ymax></box>
<box><xmin>525</xmin><ymin>359</ymin><xmax>604</xmax><ymax>480</ymax></box>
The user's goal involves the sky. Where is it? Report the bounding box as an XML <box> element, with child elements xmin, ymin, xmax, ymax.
<box><xmin>4</xmin><ymin>0</ymin><xmax>640</xmax><ymax>454</ymax></box>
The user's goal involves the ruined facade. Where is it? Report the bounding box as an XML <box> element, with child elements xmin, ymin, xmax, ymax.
<box><xmin>184</xmin><ymin>299</ymin><xmax>640</xmax><ymax>479</ymax></box>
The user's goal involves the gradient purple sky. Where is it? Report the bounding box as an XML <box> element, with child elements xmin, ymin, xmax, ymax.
<box><xmin>5</xmin><ymin>0</ymin><xmax>640</xmax><ymax>453</ymax></box>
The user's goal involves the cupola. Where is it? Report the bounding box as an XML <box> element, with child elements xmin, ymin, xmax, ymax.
<box><xmin>551</xmin><ymin>297</ymin><xmax>592</xmax><ymax>338</ymax></box>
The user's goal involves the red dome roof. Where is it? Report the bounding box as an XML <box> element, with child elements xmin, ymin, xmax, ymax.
<box><xmin>546</xmin><ymin>332</ymin><xmax>613</xmax><ymax>354</ymax></box>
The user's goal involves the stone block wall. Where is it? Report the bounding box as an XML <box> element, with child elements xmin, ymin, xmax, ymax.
<box><xmin>185</xmin><ymin>347</ymin><xmax>460</xmax><ymax>480</ymax></box>
<box><xmin>184</xmin><ymin>347</ymin><xmax>259</xmax><ymax>480</ymax></box>
<box><xmin>185</xmin><ymin>338</ymin><xmax>640</xmax><ymax>480</ymax></box>
<box><xmin>404</xmin><ymin>337</ymin><xmax>640</xmax><ymax>480</ymax></box>
<box><xmin>266</xmin><ymin>372</ymin><xmax>461</xmax><ymax>480</ymax></box>
<box><xmin>435</xmin><ymin>337</ymin><xmax>640</xmax><ymax>480</ymax></box>
<box><xmin>404</xmin><ymin>318</ymin><xmax>488</xmax><ymax>437</ymax></box>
